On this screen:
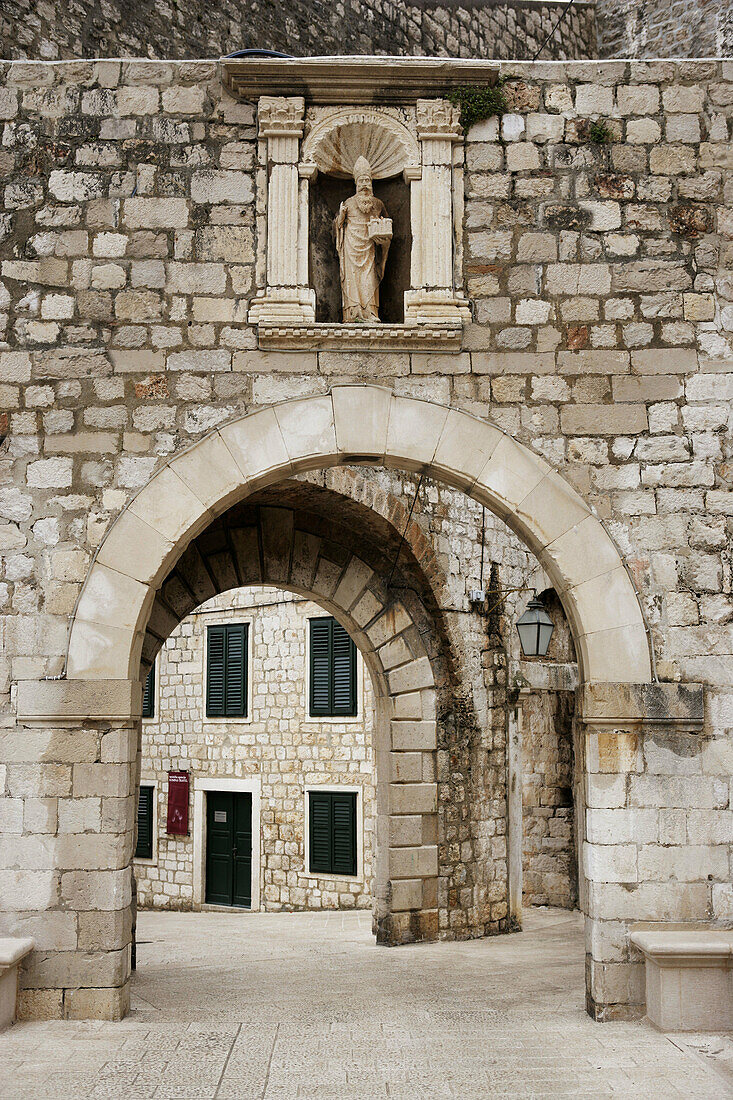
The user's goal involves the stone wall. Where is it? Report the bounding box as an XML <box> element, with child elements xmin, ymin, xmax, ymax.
<box><xmin>0</xmin><ymin>55</ymin><xmax>731</xmax><ymax>1021</ymax></box>
<box><xmin>521</xmin><ymin>690</ymin><xmax>577</xmax><ymax>908</ymax></box>
<box><xmin>598</xmin><ymin>0</ymin><xmax>732</xmax><ymax>61</ymax></box>
<box><xmin>0</xmin><ymin>0</ymin><xmax>597</xmax><ymax>64</ymax></box>
<box><xmin>135</xmin><ymin>586</ymin><xmax>377</xmax><ymax>912</ymax></box>
<box><xmin>6</xmin><ymin>0</ymin><xmax>733</xmax><ymax>74</ymax></box>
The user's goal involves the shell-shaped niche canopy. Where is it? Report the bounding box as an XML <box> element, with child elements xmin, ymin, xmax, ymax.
<box><xmin>302</xmin><ymin>110</ymin><xmax>421</xmax><ymax>180</ymax></box>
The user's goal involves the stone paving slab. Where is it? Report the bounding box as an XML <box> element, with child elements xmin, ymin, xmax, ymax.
<box><xmin>0</xmin><ymin>907</ymin><xmax>729</xmax><ymax>1099</ymax></box>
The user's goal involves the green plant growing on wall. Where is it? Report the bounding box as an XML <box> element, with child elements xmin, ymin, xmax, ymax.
<box><xmin>448</xmin><ymin>82</ymin><xmax>507</xmax><ymax>130</ymax></box>
<box><xmin>589</xmin><ymin>118</ymin><xmax>612</xmax><ymax>144</ymax></box>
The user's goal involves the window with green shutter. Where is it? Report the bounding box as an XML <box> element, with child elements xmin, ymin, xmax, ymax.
<box><xmin>142</xmin><ymin>663</ymin><xmax>155</xmax><ymax>720</ymax></box>
<box><xmin>309</xmin><ymin>617</ymin><xmax>357</xmax><ymax>717</ymax></box>
<box><xmin>308</xmin><ymin>790</ymin><xmax>357</xmax><ymax>876</ymax></box>
<box><xmin>206</xmin><ymin>623</ymin><xmax>248</xmax><ymax>718</ymax></box>
<box><xmin>135</xmin><ymin>785</ymin><xmax>154</xmax><ymax>860</ymax></box>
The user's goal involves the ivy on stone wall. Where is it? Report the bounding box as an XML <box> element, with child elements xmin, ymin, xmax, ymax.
<box><xmin>448</xmin><ymin>82</ymin><xmax>507</xmax><ymax>130</ymax></box>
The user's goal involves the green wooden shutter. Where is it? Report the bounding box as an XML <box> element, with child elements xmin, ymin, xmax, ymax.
<box><xmin>309</xmin><ymin>617</ymin><xmax>357</xmax><ymax>717</ymax></box>
<box><xmin>308</xmin><ymin>791</ymin><xmax>357</xmax><ymax>876</ymax></box>
<box><xmin>206</xmin><ymin>625</ymin><xmax>226</xmax><ymax>716</ymax></box>
<box><xmin>331</xmin><ymin>620</ymin><xmax>357</xmax><ymax>717</ymax></box>
<box><xmin>224</xmin><ymin>623</ymin><xmax>247</xmax><ymax>718</ymax></box>
<box><xmin>142</xmin><ymin>663</ymin><xmax>155</xmax><ymax>719</ymax></box>
<box><xmin>309</xmin><ymin>790</ymin><xmax>333</xmax><ymax>873</ymax></box>
<box><xmin>207</xmin><ymin>624</ymin><xmax>248</xmax><ymax>718</ymax></box>
<box><xmin>135</xmin><ymin>785</ymin><xmax>154</xmax><ymax>860</ymax></box>
<box><xmin>331</xmin><ymin>792</ymin><xmax>357</xmax><ymax>875</ymax></box>
<box><xmin>309</xmin><ymin>618</ymin><xmax>332</xmax><ymax>716</ymax></box>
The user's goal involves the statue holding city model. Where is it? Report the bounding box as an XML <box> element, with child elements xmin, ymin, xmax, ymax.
<box><xmin>334</xmin><ymin>156</ymin><xmax>392</xmax><ymax>322</ymax></box>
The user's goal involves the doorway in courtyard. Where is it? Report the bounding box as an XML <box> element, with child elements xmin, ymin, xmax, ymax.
<box><xmin>205</xmin><ymin>792</ymin><xmax>252</xmax><ymax>908</ymax></box>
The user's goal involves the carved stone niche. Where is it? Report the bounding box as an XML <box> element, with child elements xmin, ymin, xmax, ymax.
<box><xmin>248</xmin><ymin>98</ymin><xmax>470</xmax><ymax>350</ymax></box>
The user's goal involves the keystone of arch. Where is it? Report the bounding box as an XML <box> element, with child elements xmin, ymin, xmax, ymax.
<box><xmin>69</xmin><ymin>385</ymin><xmax>652</xmax><ymax>686</ymax></box>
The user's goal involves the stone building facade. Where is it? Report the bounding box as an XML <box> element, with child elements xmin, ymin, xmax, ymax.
<box><xmin>135</xmin><ymin>585</ymin><xmax>377</xmax><ymax>912</ymax></box>
<box><xmin>0</xmin><ymin>54</ymin><xmax>730</xmax><ymax>1027</ymax></box>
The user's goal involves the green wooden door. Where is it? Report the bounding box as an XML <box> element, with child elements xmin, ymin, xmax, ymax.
<box><xmin>232</xmin><ymin>792</ymin><xmax>252</xmax><ymax>908</ymax></box>
<box><xmin>205</xmin><ymin>791</ymin><xmax>252</xmax><ymax>907</ymax></box>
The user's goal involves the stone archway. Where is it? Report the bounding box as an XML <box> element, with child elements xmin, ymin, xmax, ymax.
<box><xmin>66</xmin><ymin>386</ymin><xmax>652</xmax><ymax>686</ymax></box>
<box><xmin>14</xmin><ymin>387</ymin><xmax>656</xmax><ymax>1021</ymax></box>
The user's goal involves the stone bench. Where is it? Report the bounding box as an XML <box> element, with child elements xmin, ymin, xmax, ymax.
<box><xmin>630</xmin><ymin>928</ymin><xmax>733</xmax><ymax>1032</ymax></box>
<box><xmin>0</xmin><ymin>937</ymin><xmax>34</xmax><ymax>1030</ymax></box>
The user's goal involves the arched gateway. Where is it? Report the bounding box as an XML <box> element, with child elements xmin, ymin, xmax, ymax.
<box><xmin>16</xmin><ymin>388</ymin><xmax>659</xmax><ymax>1021</ymax></box>
<box><xmin>67</xmin><ymin>386</ymin><xmax>651</xmax><ymax>685</ymax></box>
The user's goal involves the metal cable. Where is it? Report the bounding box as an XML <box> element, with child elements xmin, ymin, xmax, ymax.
<box><xmin>532</xmin><ymin>0</ymin><xmax>580</xmax><ymax>61</ymax></box>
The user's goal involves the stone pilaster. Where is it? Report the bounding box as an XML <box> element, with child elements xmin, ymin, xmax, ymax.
<box><xmin>579</xmin><ymin>683</ymin><xmax>707</xmax><ymax>1022</ymax></box>
<box><xmin>405</xmin><ymin>100</ymin><xmax>471</xmax><ymax>324</ymax></box>
<box><xmin>248</xmin><ymin>96</ymin><xmax>316</xmax><ymax>325</ymax></box>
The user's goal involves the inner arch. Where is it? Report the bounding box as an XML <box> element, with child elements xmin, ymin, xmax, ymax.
<box><xmin>133</xmin><ymin>485</ymin><xmax>457</xmax><ymax>946</ymax></box>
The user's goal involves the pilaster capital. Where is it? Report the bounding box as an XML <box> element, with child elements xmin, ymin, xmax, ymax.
<box><xmin>257</xmin><ymin>95</ymin><xmax>306</xmax><ymax>138</ymax></box>
<box><xmin>258</xmin><ymin>96</ymin><xmax>305</xmax><ymax>162</ymax></box>
<box><xmin>416</xmin><ymin>99</ymin><xmax>462</xmax><ymax>143</ymax></box>
<box><xmin>16</xmin><ymin>678</ymin><xmax>142</xmax><ymax>724</ymax></box>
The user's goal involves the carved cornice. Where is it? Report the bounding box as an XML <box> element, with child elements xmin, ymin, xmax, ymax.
<box><xmin>256</xmin><ymin>322</ymin><xmax>463</xmax><ymax>351</ymax></box>
<box><xmin>222</xmin><ymin>56</ymin><xmax>501</xmax><ymax>106</ymax></box>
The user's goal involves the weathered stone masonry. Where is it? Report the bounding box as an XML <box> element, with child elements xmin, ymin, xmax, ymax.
<box><xmin>136</xmin><ymin>585</ymin><xmax>377</xmax><ymax>913</ymax></box>
<box><xmin>597</xmin><ymin>0</ymin><xmax>732</xmax><ymax>64</ymax></box>
<box><xmin>519</xmin><ymin>590</ymin><xmax>579</xmax><ymax>910</ymax></box>
<box><xmin>6</xmin><ymin>0</ymin><xmax>731</xmax><ymax>65</ymax></box>
<box><xmin>0</xmin><ymin>56</ymin><xmax>730</xmax><ymax>1023</ymax></box>
<box><xmin>1</xmin><ymin>0</ymin><xmax>597</xmax><ymax>65</ymax></box>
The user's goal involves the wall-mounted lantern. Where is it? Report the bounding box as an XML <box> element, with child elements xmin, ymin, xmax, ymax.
<box><xmin>515</xmin><ymin>597</ymin><xmax>554</xmax><ymax>658</ymax></box>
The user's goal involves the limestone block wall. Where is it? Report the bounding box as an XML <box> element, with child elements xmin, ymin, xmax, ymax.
<box><xmin>135</xmin><ymin>586</ymin><xmax>377</xmax><ymax>912</ymax></box>
<box><xmin>580</xmin><ymin>685</ymin><xmax>709</xmax><ymax>1018</ymax></box>
<box><xmin>598</xmin><ymin>0</ymin><xmax>732</xmax><ymax>61</ymax></box>
<box><xmin>0</xmin><ymin>56</ymin><xmax>731</xmax><ymax>1021</ymax></box>
<box><xmin>521</xmin><ymin>690</ymin><xmax>577</xmax><ymax>909</ymax></box>
<box><xmin>0</xmin><ymin>0</ymin><xmax>597</xmax><ymax>64</ymax></box>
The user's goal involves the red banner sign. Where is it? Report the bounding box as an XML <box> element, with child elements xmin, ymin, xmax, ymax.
<box><xmin>166</xmin><ymin>771</ymin><xmax>189</xmax><ymax>835</ymax></box>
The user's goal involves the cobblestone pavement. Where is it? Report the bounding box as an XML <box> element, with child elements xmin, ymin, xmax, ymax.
<box><xmin>1</xmin><ymin>907</ymin><xmax>731</xmax><ymax>1099</ymax></box>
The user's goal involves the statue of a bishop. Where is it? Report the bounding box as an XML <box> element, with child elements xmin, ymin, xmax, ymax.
<box><xmin>334</xmin><ymin>156</ymin><xmax>392</xmax><ymax>322</ymax></box>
